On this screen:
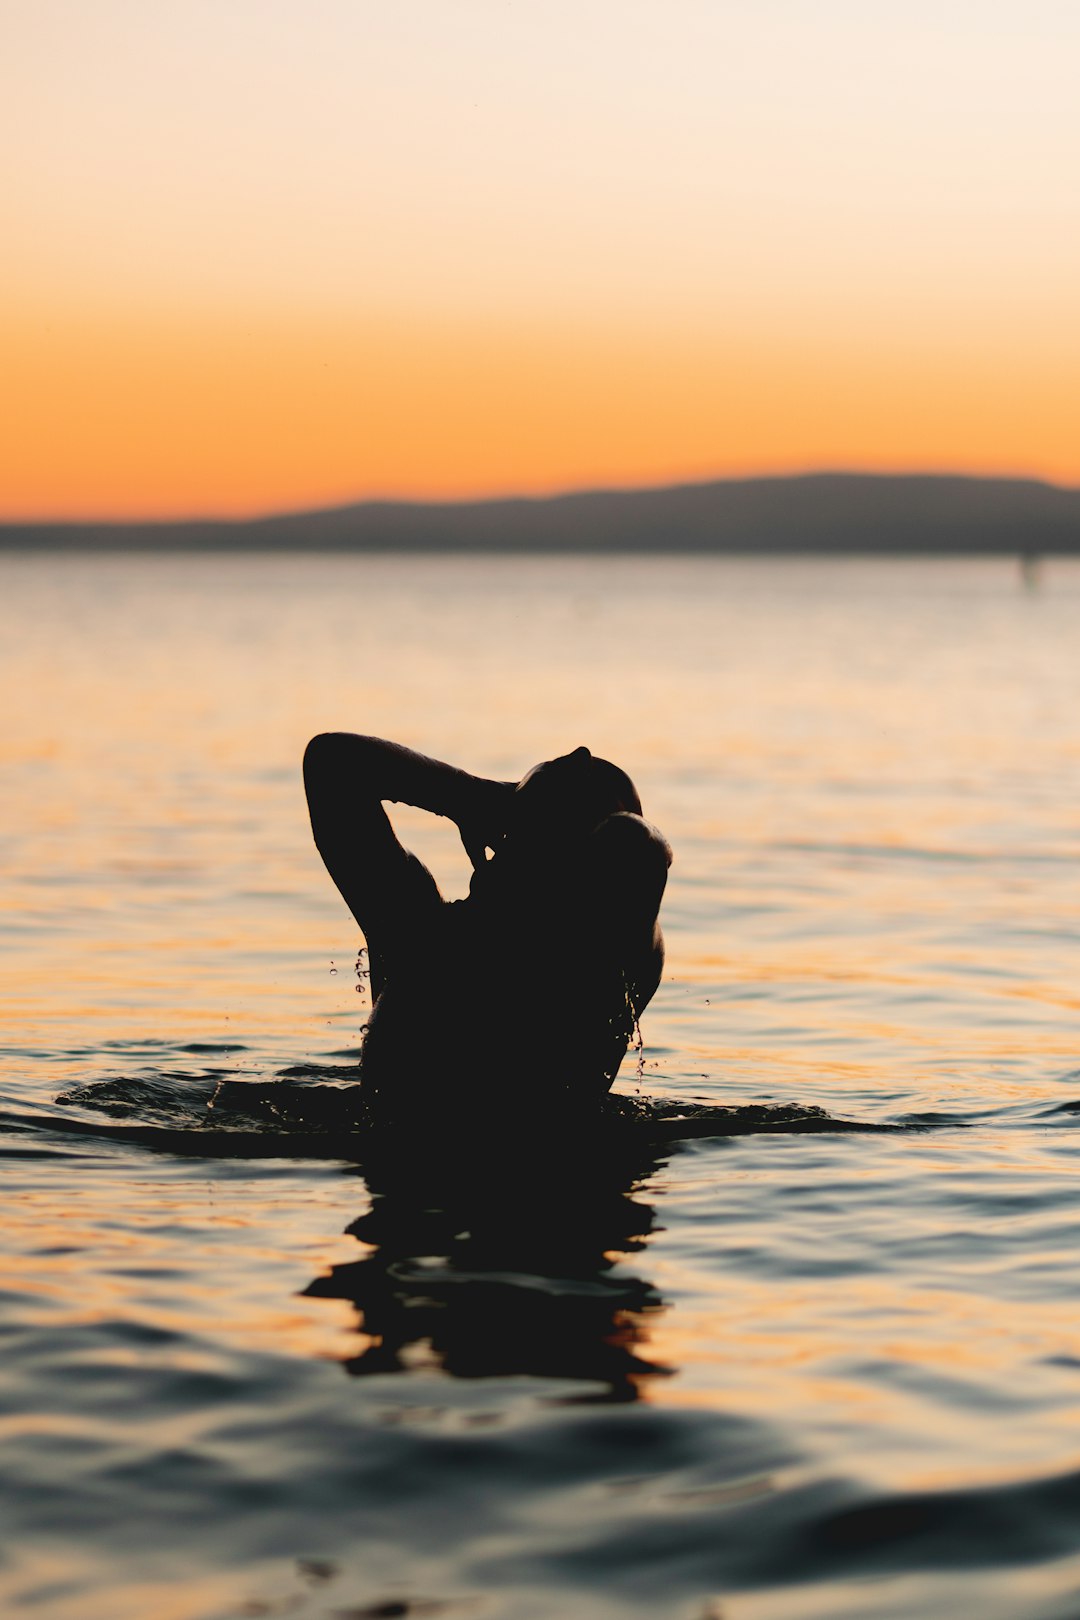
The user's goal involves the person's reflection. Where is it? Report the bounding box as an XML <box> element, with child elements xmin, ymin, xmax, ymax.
<box><xmin>303</xmin><ymin>1132</ymin><xmax>673</xmax><ymax>1402</ymax></box>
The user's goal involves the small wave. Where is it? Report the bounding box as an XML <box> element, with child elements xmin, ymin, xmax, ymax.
<box><xmin>768</xmin><ymin>1459</ymin><xmax>1080</xmax><ymax>1584</ymax></box>
<box><xmin>0</xmin><ymin>1069</ymin><xmax>911</xmax><ymax>1161</ymax></box>
<box><xmin>772</xmin><ymin>838</ymin><xmax>1074</xmax><ymax>869</ymax></box>
<box><xmin>58</xmin><ymin>1071</ymin><xmax>232</xmax><ymax>1128</ymax></box>
<box><xmin>614</xmin><ymin>1097</ymin><xmax>901</xmax><ymax>1139</ymax></box>
<box><xmin>0</xmin><ymin>1102</ymin><xmax>363</xmax><ymax>1160</ymax></box>
<box><xmin>178</xmin><ymin>1041</ymin><xmax>250</xmax><ymax>1055</ymax></box>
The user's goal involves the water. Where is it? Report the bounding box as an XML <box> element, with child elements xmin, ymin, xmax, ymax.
<box><xmin>4</xmin><ymin>551</ymin><xmax>1080</xmax><ymax>1619</ymax></box>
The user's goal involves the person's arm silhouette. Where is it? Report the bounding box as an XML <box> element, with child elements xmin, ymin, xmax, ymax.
<box><xmin>303</xmin><ymin>733</ymin><xmax>513</xmax><ymax>991</ymax></box>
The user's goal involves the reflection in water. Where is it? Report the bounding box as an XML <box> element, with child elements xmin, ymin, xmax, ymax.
<box><xmin>10</xmin><ymin>556</ymin><xmax>1080</xmax><ymax>1618</ymax></box>
<box><xmin>304</xmin><ymin>1134</ymin><xmax>673</xmax><ymax>1401</ymax></box>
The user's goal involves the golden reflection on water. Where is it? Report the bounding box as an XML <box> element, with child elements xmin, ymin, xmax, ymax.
<box><xmin>6</xmin><ymin>555</ymin><xmax>1080</xmax><ymax>1617</ymax></box>
<box><xmin>1</xmin><ymin>1169</ymin><xmax>367</xmax><ymax>1366</ymax></box>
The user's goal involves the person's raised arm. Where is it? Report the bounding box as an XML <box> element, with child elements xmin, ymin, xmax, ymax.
<box><xmin>303</xmin><ymin>732</ymin><xmax>513</xmax><ymax>877</ymax></box>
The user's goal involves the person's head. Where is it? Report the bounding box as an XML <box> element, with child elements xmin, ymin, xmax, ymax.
<box><xmin>509</xmin><ymin>746</ymin><xmax>641</xmax><ymax>851</ymax></box>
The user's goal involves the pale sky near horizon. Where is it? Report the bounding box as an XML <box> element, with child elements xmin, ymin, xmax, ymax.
<box><xmin>3</xmin><ymin>0</ymin><xmax>1078</xmax><ymax>518</ymax></box>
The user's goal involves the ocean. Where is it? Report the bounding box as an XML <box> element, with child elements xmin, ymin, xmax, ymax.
<box><xmin>4</xmin><ymin>550</ymin><xmax>1080</xmax><ymax>1619</ymax></box>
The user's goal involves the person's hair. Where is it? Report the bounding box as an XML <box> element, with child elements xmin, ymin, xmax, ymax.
<box><xmin>510</xmin><ymin>748</ymin><xmax>641</xmax><ymax>848</ymax></box>
<box><xmin>583</xmin><ymin>755</ymin><xmax>642</xmax><ymax>819</ymax></box>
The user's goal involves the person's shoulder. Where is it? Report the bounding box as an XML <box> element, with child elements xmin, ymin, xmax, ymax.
<box><xmin>592</xmin><ymin>811</ymin><xmax>672</xmax><ymax>867</ymax></box>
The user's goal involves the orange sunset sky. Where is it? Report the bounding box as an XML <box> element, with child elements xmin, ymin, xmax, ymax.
<box><xmin>3</xmin><ymin>0</ymin><xmax>1078</xmax><ymax>519</ymax></box>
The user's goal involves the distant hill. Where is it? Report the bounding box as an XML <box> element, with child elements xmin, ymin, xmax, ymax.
<box><xmin>3</xmin><ymin>473</ymin><xmax>1079</xmax><ymax>555</ymax></box>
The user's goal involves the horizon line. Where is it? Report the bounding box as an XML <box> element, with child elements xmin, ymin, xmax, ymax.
<box><xmin>3</xmin><ymin>465</ymin><xmax>1078</xmax><ymax>530</ymax></box>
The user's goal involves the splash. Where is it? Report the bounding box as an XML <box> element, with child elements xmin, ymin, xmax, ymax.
<box><xmin>28</xmin><ymin>1067</ymin><xmax>905</xmax><ymax>1160</ymax></box>
<box><xmin>622</xmin><ymin>971</ymin><xmax>646</xmax><ymax>1091</ymax></box>
<box><xmin>355</xmin><ymin>947</ymin><xmax>370</xmax><ymax>1006</ymax></box>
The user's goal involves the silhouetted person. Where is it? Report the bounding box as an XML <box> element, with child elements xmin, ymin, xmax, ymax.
<box><xmin>303</xmin><ymin>735</ymin><xmax>670</xmax><ymax>1120</ymax></box>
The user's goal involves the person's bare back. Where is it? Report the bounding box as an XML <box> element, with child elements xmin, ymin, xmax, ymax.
<box><xmin>303</xmin><ymin>735</ymin><xmax>671</xmax><ymax>1119</ymax></box>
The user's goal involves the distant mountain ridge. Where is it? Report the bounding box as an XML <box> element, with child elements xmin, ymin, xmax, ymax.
<box><xmin>4</xmin><ymin>473</ymin><xmax>1079</xmax><ymax>554</ymax></box>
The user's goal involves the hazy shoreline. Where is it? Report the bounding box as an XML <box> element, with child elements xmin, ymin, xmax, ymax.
<box><xmin>4</xmin><ymin>471</ymin><xmax>1079</xmax><ymax>554</ymax></box>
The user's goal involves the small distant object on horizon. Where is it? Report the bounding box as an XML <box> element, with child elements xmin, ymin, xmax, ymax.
<box><xmin>1019</xmin><ymin>550</ymin><xmax>1043</xmax><ymax>589</ymax></box>
<box><xmin>3</xmin><ymin>472</ymin><xmax>1080</xmax><ymax>557</ymax></box>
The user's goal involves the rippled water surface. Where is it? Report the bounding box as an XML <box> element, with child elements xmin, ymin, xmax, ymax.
<box><xmin>5</xmin><ymin>552</ymin><xmax>1080</xmax><ymax>1619</ymax></box>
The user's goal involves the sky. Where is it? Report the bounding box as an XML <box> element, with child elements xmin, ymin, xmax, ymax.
<box><xmin>2</xmin><ymin>0</ymin><xmax>1078</xmax><ymax>519</ymax></box>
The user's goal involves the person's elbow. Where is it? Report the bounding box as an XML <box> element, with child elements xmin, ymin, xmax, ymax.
<box><xmin>303</xmin><ymin>732</ymin><xmax>359</xmax><ymax>793</ymax></box>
